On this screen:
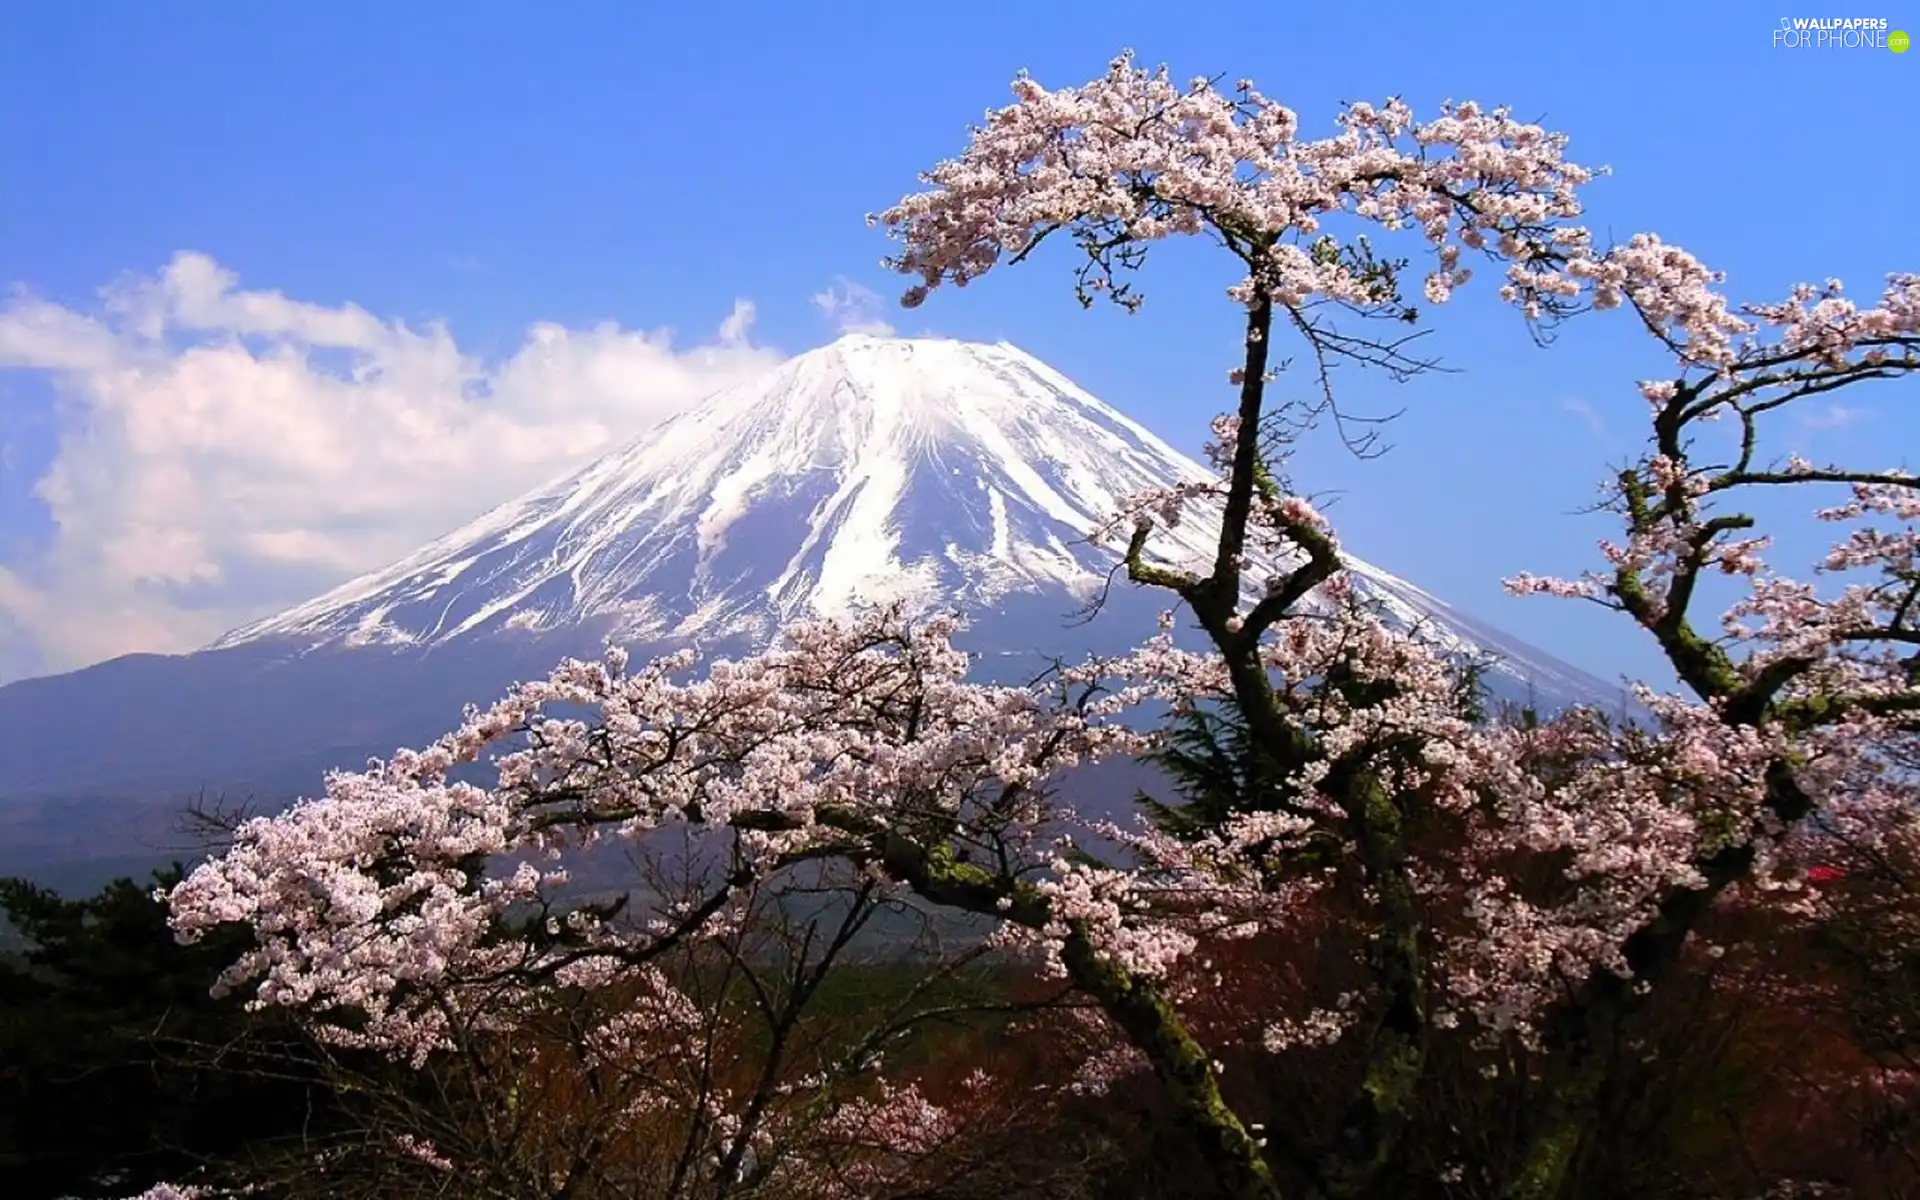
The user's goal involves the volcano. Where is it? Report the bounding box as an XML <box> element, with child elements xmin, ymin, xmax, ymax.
<box><xmin>208</xmin><ymin>335</ymin><xmax>1609</xmax><ymax>695</ymax></box>
<box><xmin>0</xmin><ymin>335</ymin><xmax>1620</xmax><ymax>882</ymax></box>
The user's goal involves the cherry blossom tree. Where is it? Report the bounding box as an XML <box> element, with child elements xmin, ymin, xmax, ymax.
<box><xmin>148</xmin><ymin>52</ymin><xmax>1918</xmax><ymax>1200</ymax></box>
<box><xmin>867</xmin><ymin>50</ymin><xmax>1917</xmax><ymax>1198</ymax></box>
<box><xmin>150</xmin><ymin>617</ymin><xmax>1124</xmax><ymax>1199</ymax></box>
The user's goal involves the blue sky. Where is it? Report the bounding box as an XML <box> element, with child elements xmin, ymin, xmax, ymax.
<box><xmin>0</xmin><ymin>0</ymin><xmax>1913</xmax><ymax>688</ymax></box>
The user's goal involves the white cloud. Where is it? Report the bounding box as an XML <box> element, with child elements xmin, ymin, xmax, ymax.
<box><xmin>0</xmin><ymin>251</ymin><xmax>784</xmax><ymax>683</ymax></box>
<box><xmin>811</xmin><ymin>277</ymin><xmax>895</xmax><ymax>337</ymax></box>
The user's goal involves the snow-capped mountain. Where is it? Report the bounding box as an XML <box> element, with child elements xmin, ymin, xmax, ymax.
<box><xmin>0</xmin><ymin>335</ymin><xmax>1619</xmax><ymax>883</ymax></box>
<box><xmin>215</xmin><ymin>334</ymin><xmax>1179</xmax><ymax>651</ymax></box>
<box><xmin>206</xmin><ymin>334</ymin><xmax>1609</xmax><ymax>707</ymax></box>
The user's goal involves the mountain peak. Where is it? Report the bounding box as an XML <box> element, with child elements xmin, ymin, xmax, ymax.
<box><xmin>815</xmin><ymin>331</ymin><xmax>1008</xmax><ymax>352</ymax></box>
<box><xmin>211</xmin><ymin>333</ymin><xmax>1202</xmax><ymax>652</ymax></box>
<box><xmin>751</xmin><ymin>335</ymin><xmax>1064</xmax><ymax>422</ymax></box>
<box><xmin>202</xmin><ymin>338</ymin><xmax>1617</xmax><ymax>712</ymax></box>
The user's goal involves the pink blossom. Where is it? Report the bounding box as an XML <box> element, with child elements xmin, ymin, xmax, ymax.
<box><xmin>871</xmin><ymin>53</ymin><xmax>1598</xmax><ymax>320</ymax></box>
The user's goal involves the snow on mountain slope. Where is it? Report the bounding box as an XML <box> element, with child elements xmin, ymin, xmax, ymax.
<box><xmin>210</xmin><ymin>334</ymin><xmax>1617</xmax><ymax>707</ymax></box>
